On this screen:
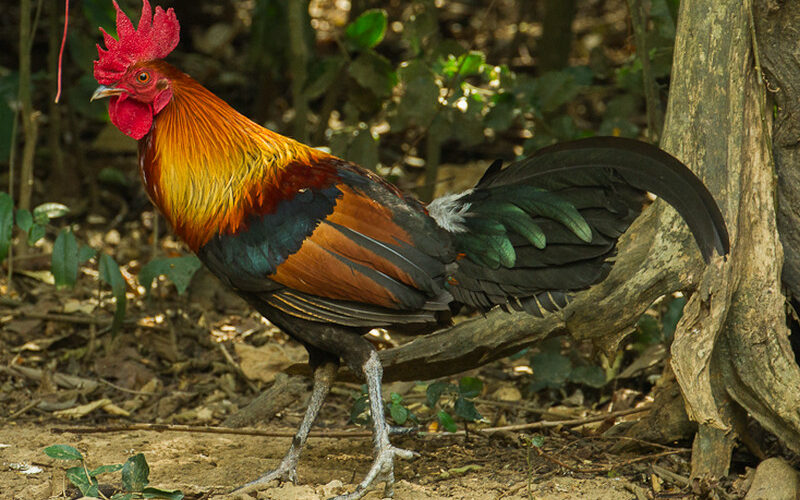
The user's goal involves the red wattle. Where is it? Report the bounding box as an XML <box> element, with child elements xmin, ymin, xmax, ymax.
<box><xmin>108</xmin><ymin>94</ymin><xmax>153</xmax><ymax>140</ymax></box>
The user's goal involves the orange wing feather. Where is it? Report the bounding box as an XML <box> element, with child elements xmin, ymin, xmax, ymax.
<box><xmin>268</xmin><ymin>186</ymin><xmax>421</xmax><ymax>309</ymax></box>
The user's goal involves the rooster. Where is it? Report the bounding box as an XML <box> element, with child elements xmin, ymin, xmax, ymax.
<box><xmin>90</xmin><ymin>2</ymin><xmax>728</xmax><ymax>498</ymax></box>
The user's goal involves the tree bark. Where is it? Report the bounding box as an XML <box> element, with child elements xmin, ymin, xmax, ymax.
<box><xmin>663</xmin><ymin>0</ymin><xmax>800</xmax><ymax>479</ymax></box>
<box><xmin>755</xmin><ymin>1</ymin><xmax>800</xmax><ymax>299</ymax></box>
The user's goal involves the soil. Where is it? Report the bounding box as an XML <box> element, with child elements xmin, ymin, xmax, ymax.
<box><xmin>2</xmin><ymin>423</ymin><xmax>649</xmax><ymax>500</ymax></box>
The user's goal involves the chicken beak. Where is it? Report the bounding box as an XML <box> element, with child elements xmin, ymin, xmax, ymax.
<box><xmin>91</xmin><ymin>85</ymin><xmax>126</xmax><ymax>101</ymax></box>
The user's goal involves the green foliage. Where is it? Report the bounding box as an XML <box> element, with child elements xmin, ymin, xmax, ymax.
<box><xmin>0</xmin><ymin>192</ymin><xmax>12</xmax><ymax>261</ymax></box>
<box><xmin>349</xmin><ymin>385</ymin><xmax>370</xmax><ymax>426</ymax></box>
<box><xmin>45</xmin><ymin>445</ymin><xmax>183</xmax><ymax>499</ymax></box>
<box><xmin>139</xmin><ymin>256</ymin><xmax>202</xmax><ymax>296</ymax></box>
<box><xmin>44</xmin><ymin>444</ymin><xmax>84</xmax><ymax>461</ymax></box>
<box><xmin>632</xmin><ymin>295</ymin><xmax>687</xmax><ymax>349</ymax></box>
<box><xmin>349</xmin><ymin>387</ymin><xmax>417</xmax><ymax>427</ymax></box>
<box><xmin>387</xmin><ymin>392</ymin><xmax>417</xmax><ymax>425</ymax></box>
<box><xmin>345</xmin><ymin>9</ymin><xmax>388</xmax><ymax>50</ymax></box>
<box><xmin>425</xmin><ymin>376</ymin><xmax>484</xmax><ymax>431</ymax></box>
<box><xmin>122</xmin><ymin>454</ymin><xmax>150</xmax><ymax>492</ymax></box>
<box><xmin>98</xmin><ymin>167</ymin><xmax>132</xmax><ymax>187</ymax></box>
<box><xmin>52</xmin><ymin>230</ymin><xmax>79</xmax><ymax>289</ymax></box>
<box><xmin>0</xmin><ymin>72</ymin><xmax>19</xmax><ymax>163</ymax></box>
<box><xmin>527</xmin><ymin>337</ymin><xmax>607</xmax><ymax>393</ymax></box>
<box><xmin>99</xmin><ymin>253</ymin><xmax>127</xmax><ymax>336</ymax></box>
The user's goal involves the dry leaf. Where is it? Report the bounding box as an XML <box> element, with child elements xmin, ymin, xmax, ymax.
<box><xmin>234</xmin><ymin>342</ymin><xmax>305</xmax><ymax>383</ymax></box>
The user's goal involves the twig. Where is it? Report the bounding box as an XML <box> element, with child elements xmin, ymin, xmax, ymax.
<box><xmin>533</xmin><ymin>446</ymin><xmax>581</xmax><ymax>472</ymax></box>
<box><xmin>473</xmin><ymin>397</ymin><xmax>579</xmax><ymax>418</ymax></box>
<box><xmin>590</xmin><ymin>449</ymin><xmax>687</xmax><ymax>472</ymax></box>
<box><xmin>216</xmin><ymin>342</ymin><xmax>260</xmax><ymax>393</ymax></box>
<box><xmin>652</xmin><ymin>463</ymin><xmax>691</xmax><ymax>486</ymax></box>
<box><xmin>623</xmin><ymin>482</ymin><xmax>649</xmax><ymax>500</ymax></box>
<box><xmin>98</xmin><ymin>378</ymin><xmax>157</xmax><ymax>396</ymax></box>
<box><xmin>534</xmin><ymin>446</ymin><xmax>687</xmax><ymax>475</ymax></box>
<box><xmin>6</xmin><ymin>398</ymin><xmax>42</xmax><ymax>420</ymax></box>
<box><xmin>51</xmin><ymin>422</ymin><xmax>373</xmax><ymax>439</ymax></box>
<box><xmin>0</xmin><ymin>297</ymin><xmax>22</xmax><ymax>307</ymax></box>
<box><xmin>14</xmin><ymin>311</ymin><xmax>170</xmax><ymax>332</ymax></box>
<box><xmin>1</xmin><ymin>365</ymin><xmax>99</xmax><ymax>392</ymax></box>
<box><xmin>477</xmin><ymin>404</ymin><xmax>652</xmax><ymax>433</ymax></box>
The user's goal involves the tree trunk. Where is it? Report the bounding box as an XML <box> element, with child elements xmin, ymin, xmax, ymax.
<box><xmin>663</xmin><ymin>0</ymin><xmax>800</xmax><ymax>480</ymax></box>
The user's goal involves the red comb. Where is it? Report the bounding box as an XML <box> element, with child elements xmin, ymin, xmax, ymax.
<box><xmin>93</xmin><ymin>0</ymin><xmax>180</xmax><ymax>85</ymax></box>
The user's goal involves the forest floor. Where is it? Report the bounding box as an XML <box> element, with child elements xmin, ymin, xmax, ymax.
<box><xmin>3</xmin><ymin>421</ymin><xmax>655</xmax><ymax>500</ymax></box>
<box><xmin>0</xmin><ymin>265</ymin><xmax>758</xmax><ymax>500</ymax></box>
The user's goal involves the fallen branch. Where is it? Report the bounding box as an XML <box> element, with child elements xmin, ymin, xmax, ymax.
<box><xmin>2</xmin><ymin>364</ymin><xmax>99</xmax><ymax>392</ymax></box>
<box><xmin>51</xmin><ymin>422</ymin><xmax>373</xmax><ymax>439</ymax></box>
<box><xmin>14</xmin><ymin>312</ymin><xmax>170</xmax><ymax>332</ymax></box>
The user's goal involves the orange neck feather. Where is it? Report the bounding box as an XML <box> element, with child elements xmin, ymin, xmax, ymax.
<box><xmin>139</xmin><ymin>61</ymin><xmax>336</xmax><ymax>251</ymax></box>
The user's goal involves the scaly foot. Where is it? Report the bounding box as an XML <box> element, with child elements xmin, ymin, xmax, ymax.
<box><xmin>231</xmin><ymin>454</ymin><xmax>299</xmax><ymax>495</ymax></box>
<box><xmin>329</xmin><ymin>444</ymin><xmax>417</xmax><ymax>500</ymax></box>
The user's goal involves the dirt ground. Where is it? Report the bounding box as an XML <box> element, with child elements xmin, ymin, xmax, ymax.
<box><xmin>2</xmin><ymin>421</ymin><xmax>660</xmax><ymax>500</ymax></box>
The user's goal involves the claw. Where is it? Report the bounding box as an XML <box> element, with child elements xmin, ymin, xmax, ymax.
<box><xmin>329</xmin><ymin>444</ymin><xmax>416</xmax><ymax>500</ymax></box>
<box><xmin>232</xmin><ymin>458</ymin><xmax>298</xmax><ymax>495</ymax></box>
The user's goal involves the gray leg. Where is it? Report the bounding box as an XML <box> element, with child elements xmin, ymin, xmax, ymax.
<box><xmin>331</xmin><ymin>351</ymin><xmax>416</xmax><ymax>500</ymax></box>
<box><xmin>233</xmin><ymin>361</ymin><xmax>337</xmax><ymax>495</ymax></box>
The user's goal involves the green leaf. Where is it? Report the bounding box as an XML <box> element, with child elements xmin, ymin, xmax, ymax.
<box><xmin>345</xmin><ymin>9</ymin><xmax>388</xmax><ymax>50</ymax></box>
<box><xmin>456</xmin><ymin>51</ymin><xmax>485</xmax><ymax>77</ymax></box>
<box><xmin>348</xmin><ymin>51</ymin><xmax>397</xmax><ymax>98</ymax></box>
<box><xmin>484</xmin><ymin>92</ymin><xmax>516</xmax><ymax>131</ymax></box>
<box><xmin>569</xmin><ymin>365</ymin><xmax>607</xmax><ymax>388</ymax></box>
<box><xmin>52</xmin><ymin>229</ymin><xmax>79</xmax><ymax>289</ymax></box>
<box><xmin>347</xmin><ymin>129</ymin><xmax>379</xmax><ymax>170</ymax></box>
<box><xmin>15</xmin><ymin>209</ymin><xmax>33</xmax><ymax>233</ymax></box>
<box><xmin>90</xmin><ymin>463</ymin><xmax>124</xmax><ymax>476</ymax></box>
<box><xmin>454</xmin><ymin>397</ymin><xmax>482</xmax><ymax>422</ymax></box>
<box><xmin>528</xmin><ymin>351</ymin><xmax>573</xmax><ymax>392</ymax></box>
<box><xmin>662</xmin><ymin>296</ymin><xmax>687</xmax><ymax>340</ymax></box>
<box><xmin>34</xmin><ymin>202</ymin><xmax>69</xmax><ymax>221</ymax></box>
<box><xmin>121</xmin><ymin>453</ymin><xmax>150</xmax><ymax>492</ymax></box>
<box><xmin>66</xmin><ymin>466</ymin><xmax>99</xmax><ymax>496</ymax></box>
<box><xmin>349</xmin><ymin>394</ymin><xmax>369</xmax><ymax>425</ymax></box>
<box><xmin>98</xmin><ymin>167</ymin><xmax>131</xmax><ymax>187</ymax></box>
<box><xmin>529</xmin><ymin>435</ymin><xmax>545</xmax><ymax>448</ymax></box>
<box><xmin>437</xmin><ymin>410</ymin><xmax>457</xmax><ymax>433</ymax></box>
<box><xmin>304</xmin><ymin>55</ymin><xmax>346</xmax><ymax>100</ymax></box>
<box><xmin>138</xmin><ymin>256</ymin><xmax>202</xmax><ymax>295</ymax></box>
<box><xmin>634</xmin><ymin>314</ymin><xmax>662</xmax><ymax>347</ymax></box>
<box><xmin>392</xmin><ymin>60</ymin><xmax>441</xmax><ymax>128</ymax></box>
<box><xmin>44</xmin><ymin>444</ymin><xmax>84</xmax><ymax>461</ymax></box>
<box><xmin>142</xmin><ymin>487</ymin><xmax>184</xmax><ymax>500</ymax></box>
<box><xmin>426</xmin><ymin>381</ymin><xmax>453</xmax><ymax>408</ymax></box>
<box><xmin>111</xmin><ymin>494</ymin><xmax>134</xmax><ymax>500</ymax></box>
<box><xmin>458</xmin><ymin>377</ymin><xmax>483</xmax><ymax>399</ymax></box>
<box><xmin>79</xmin><ymin>245</ymin><xmax>97</xmax><ymax>264</ymax></box>
<box><xmin>531</xmin><ymin>71</ymin><xmax>584</xmax><ymax>114</ymax></box>
<box><xmin>389</xmin><ymin>401</ymin><xmax>409</xmax><ymax>425</ymax></box>
<box><xmin>0</xmin><ymin>192</ymin><xmax>12</xmax><ymax>262</ymax></box>
<box><xmin>99</xmin><ymin>254</ymin><xmax>127</xmax><ymax>335</ymax></box>
<box><xmin>27</xmin><ymin>223</ymin><xmax>46</xmax><ymax>246</ymax></box>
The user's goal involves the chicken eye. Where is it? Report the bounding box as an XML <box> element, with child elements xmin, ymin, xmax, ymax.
<box><xmin>136</xmin><ymin>71</ymin><xmax>150</xmax><ymax>84</ymax></box>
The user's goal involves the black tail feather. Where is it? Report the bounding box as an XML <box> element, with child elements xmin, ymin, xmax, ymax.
<box><xmin>448</xmin><ymin>136</ymin><xmax>729</xmax><ymax>315</ymax></box>
<box><xmin>480</xmin><ymin>136</ymin><xmax>729</xmax><ymax>261</ymax></box>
